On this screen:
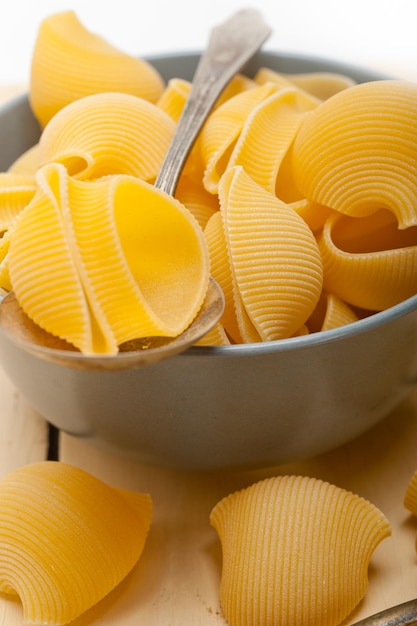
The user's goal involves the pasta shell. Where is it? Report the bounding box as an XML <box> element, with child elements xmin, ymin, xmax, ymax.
<box><xmin>291</xmin><ymin>199</ymin><xmax>335</xmax><ymax>233</ymax></box>
<box><xmin>8</xmin><ymin>163</ymin><xmax>210</xmax><ymax>354</ymax></box>
<box><xmin>292</xmin><ymin>80</ymin><xmax>417</xmax><ymax>229</ymax></box>
<box><xmin>228</xmin><ymin>87</ymin><xmax>318</xmax><ymax>194</ymax></box>
<box><xmin>157</xmin><ymin>78</ymin><xmax>191</xmax><ymax>122</ymax></box>
<box><xmin>210</xmin><ymin>475</ymin><xmax>391</xmax><ymax>626</ymax></box>
<box><xmin>200</xmin><ymin>82</ymin><xmax>278</xmax><ymax>194</ymax></box>
<box><xmin>219</xmin><ymin>166</ymin><xmax>323</xmax><ymax>341</ymax></box>
<box><xmin>38</xmin><ymin>92</ymin><xmax>176</xmax><ymax>181</ymax></box>
<box><xmin>175</xmin><ymin>174</ymin><xmax>219</xmax><ymax>229</ymax></box>
<box><xmin>0</xmin><ymin>173</ymin><xmax>37</xmax><ymax>232</ymax></box>
<box><xmin>29</xmin><ymin>10</ymin><xmax>164</xmax><ymax>127</ymax></box>
<box><xmin>283</xmin><ymin>71</ymin><xmax>356</xmax><ymax>99</ymax></box>
<box><xmin>0</xmin><ymin>461</ymin><xmax>152</xmax><ymax>625</ymax></box>
<box><xmin>307</xmin><ymin>291</ymin><xmax>359</xmax><ymax>333</ymax></box>
<box><xmin>404</xmin><ymin>469</ymin><xmax>417</xmax><ymax>516</ymax></box>
<box><xmin>318</xmin><ymin>209</ymin><xmax>417</xmax><ymax>310</ymax></box>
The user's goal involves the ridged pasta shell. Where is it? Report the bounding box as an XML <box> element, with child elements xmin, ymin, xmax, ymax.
<box><xmin>8</xmin><ymin>163</ymin><xmax>210</xmax><ymax>354</ymax></box>
<box><xmin>0</xmin><ymin>461</ymin><xmax>152</xmax><ymax>626</ymax></box>
<box><xmin>283</xmin><ymin>71</ymin><xmax>356</xmax><ymax>99</ymax></box>
<box><xmin>157</xmin><ymin>78</ymin><xmax>191</xmax><ymax>121</ymax></box>
<box><xmin>210</xmin><ymin>475</ymin><xmax>391</xmax><ymax>626</ymax></box>
<box><xmin>201</xmin><ymin>83</ymin><xmax>278</xmax><ymax>194</ymax></box>
<box><xmin>228</xmin><ymin>88</ymin><xmax>318</xmax><ymax>194</ymax></box>
<box><xmin>219</xmin><ymin>166</ymin><xmax>323</xmax><ymax>341</ymax></box>
<box><xmin>29</xmin><ymin>10</ymin><xmax>165</xmax><ymax>127</ymax></box>
<box><xmin>0</xmin><ymin>173</ymin><xmax>37</xmax><ymax>231</ymax></box>
<box><xmin>318</xmin><ymin>209</ymin><xmax>417</xmax><ymax>310</ymax></box>
<box><xmin>307</xmin><ymin>291</ymin><xmax>359</xmax><ymax>333</ymax></box>
<box><xmin>292</xmin><ymin>80</ymin><xmax>417</xmax><ymax>229</ymax></box>
<box><xmin>175</xmin><ymin>174</ymin><xmax>219</xmax><ymax>229</ymax></box>
<box><xmin>38</xmin><ymin>92</ymin><xmax>176</xmax><ymax>181</ymax></box>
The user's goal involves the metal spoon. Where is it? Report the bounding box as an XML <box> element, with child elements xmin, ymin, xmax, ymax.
<box><xmin>351</xmin><ymin>598</ymin><xmax>417</xmax><ymax>625</ymax></box>
<box><xmin>0</xmin><ymin>9</ymin><xmax>271</xmax><ymax>371</ymax></box>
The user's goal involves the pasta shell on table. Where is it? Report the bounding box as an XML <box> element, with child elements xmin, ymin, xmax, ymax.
<box><xmin>8</xmin><ymin>163</ymin><xmax>210</xmax><ymax>354</ymax></box>
<box><xmin>37</xmin><ymin>92</ymin><xmax>176</xmax><ymax>182</ymax></box>
<box><xmin>0</xmin><ymin>173</ymin><xmax>37</xmax><ymax>232</ymax></box>
<box><xmin>291</xmin><ymin>80</ymin><xmax>417</xmax><ymax>229</ymax></box>
<box><xmin>0</xmin><ymin>461</ymin><xmax>152</xmax><ymax>626</ymax></box>
<box><xmin>227</xmin><ymin>87</ymin><xmax>319</xmax><ymax>195</ymax></box>
<box><xmin>318</xmin><ymin>209</ymin><xmax>417</xmax><ymax>311</ymax></box>
<box><xmin>210</xmin><ymin>475</ymin><xmax>391</xmax><ymax>626</ymax></box>
<box><xmin>29</xmin><ymin>10</ymin><xmax>165</xmax><ymax>128</ymax></box>
<box><xmin>200</xmin><ymin>82</ymin><xmax>279</xmax><ymax>194</ymax></box>
<box><xmin>218</xmin><ymin>166</ymin><xmax>323</xmax><ymax>341</ymax></box>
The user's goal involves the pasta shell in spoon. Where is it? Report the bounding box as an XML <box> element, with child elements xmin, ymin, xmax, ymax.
<box><xmin>210</xmin><ymin>475</ymin><xmax>391</xmax><ymax>626</ymax></box>
<box><xmin>0</xmin><ymin>461</ymin><xmax>152</xmax><ymax>626</ymax></box>
<box><xmin>8</xmin><ymin>163</ymin><xmax>210</xmax><ymax>354</ymax></box>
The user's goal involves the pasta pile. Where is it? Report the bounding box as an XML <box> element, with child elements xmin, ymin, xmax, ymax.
<box><xmin>210</xmin><ymin>475</ymin><xmax>391</xmax><ymax>626</ymax></box>
<box><xmin>1</xmin><ymin>9</ymin><xmax>416</xmax><ymax>352</ymax></box>
<box><xmin>0</xmin><ymin>461</ymin><xmax>152</xmax><ymax>625</ymax></box>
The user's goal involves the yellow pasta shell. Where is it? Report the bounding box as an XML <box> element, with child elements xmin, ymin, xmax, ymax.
<box><xmin>228</xmin><ymin>87</ymin><xmax>318</xmax><ymax>194</ymax></box>
<box><xmin>283</xmin><ymin>71</ymin><xmax>356</xmax><ymax>99</ymax></box>
<box><xmin>318</xmin><ymin>209</ymin><xmax>417</xmax><ymax>310</ymax></box>
<box><xmin>29</xmin><ymin>10</ymin><xmax>164</xmax><ymax>127</ymax></box>
<box><xmin>0</xmin><ymin>461</ymin><xmax>152</xmax><ymax>625</ymax></box>
<box><xmin>292</xmin><ymin>80</ymin><xmax>417</xmax><ymax>229</ymax></box>
<box><xmin>201</xmin><ymin>82</ymin><xmax>278</xmax><ymax>194</ymax></box>
<box><xmin>38</xmin><ymin>92</ymin><xmax>176</xmax><ymax>181</ymax></box>
<box><xmin>157</xmin><ymin>78</ymin><xmax>191</xmax><ymax>122</ymax></box>
<box><xmin>219</xmin><ymin>166</ymin><xmax>323</xmax><ymax>341</ymax></box>
<box><xmin>404</xmin><ymin>469</ymin><xmax>417</xmax><ymax>517</ymax></box>
<box><xmin>0</xmin><ymin>230</ymin><xmax>11</xmax><ymax>291</ymax></box>
<box><xmin>175</xmin><ymin>174</ymin><xmax>219</xmax><ymax>229</ymax></box>
<box><xmin>307</xmin><ymin>291</ymin><xmax>359</xmax><ymax>333</ymax></box>
<box><xmin>210</xmin><ymin>475</ymin><xmax>391</xmax><ymax>626</ymax></box>
<box><xmin>0</xmin><ymin>173</ymin><xmax>37</xmax><ymax>231</ymax></box>
<box><xmin>204</xmin><ymin>211</ymin><xmax>243</xmax><ymax>343</ymax></box>
<box><xmin>8</xmin><ymin>163</ymin><xmax>210</xmax><ymax>354</ymax></box>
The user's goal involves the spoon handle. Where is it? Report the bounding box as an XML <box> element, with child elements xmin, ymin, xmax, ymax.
<box><xmin>154</xmin><ymin>8</ymin><xmax>272</xmax><ymax>196</ymax></box>
<box><xmin>351</xmin><ymin>598</ymin><xmax>417</xmax><ymax>625</ymax></box>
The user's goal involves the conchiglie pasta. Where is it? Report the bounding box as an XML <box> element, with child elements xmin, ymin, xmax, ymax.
<box><xmin>210</xmin><ymin>475</ymin><xmax>391</xmax><ymax>626</ymax></box>
<box><xmin>200</xmin><ymin>82</ymin><xmax>278</xmax><ymax>193</ymax></box>
<box><xmin>8</xmin><ymin>163</ymin><xmax>210</xmax><ymax>354</ymax></box>
<box><xmin>38</xmin><ymin>92</ymin><xmax>176</xmax><ymax>181</ymax></box>
<box><xmin>30</xmin><ymin>10</ymin><xmax>165</xmax><ymax>127</ymax></box>
<box><xmin>318</xmin><ymin>209</ymin><xmax>417</xmax><ymax>310</ymax></box>
<box><xmin>219</xmin><ymin>166</ymin><xmax>323</xmax><ymax>341</ymax></box>
<box><xmin>404</xmin><ymin>470</ymin><xmax>417</xmax><ymax>517</ymax></box>
<box><xmin>292</xmin><ymin>80</ymin><xmax>417</xmax><ymax>229</ymax></box>
<box><xmin>255</xmin><ymin>67</ymin><xmax>356</xmax><ymax>100</ymax></box>
<box><xmin>0</xmin><ymin>461</ymin><xmax>152</xmax><ymax>626</ymax></box>
<box><xmin>227</xmin><ymin>87</ymin><xmax>318</xmax><ymax>194</ymax></box>
<box><xmin>307</xmin><ymin>291</ymin><xmax>359</xmax><ymax>333</ymax></box>
<box><xmin>0</xmin><ymin>173</ymin><xmax>37</xmax><ymax>231</ymax></box>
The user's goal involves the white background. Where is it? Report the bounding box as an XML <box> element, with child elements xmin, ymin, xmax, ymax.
<box><xmin>0</xmin><ymin>0</ymin><xmax>416</xmax><ymax>87</ymax></box>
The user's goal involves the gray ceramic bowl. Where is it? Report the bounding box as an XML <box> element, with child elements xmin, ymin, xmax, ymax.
<box><xmin>0</xmin><ymin>51</ymin><xmax>416</xmax><ymax>470</ymax></box>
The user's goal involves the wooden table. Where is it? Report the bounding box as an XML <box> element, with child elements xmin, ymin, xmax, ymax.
<box><xmin>0</xmin><ymin>84</ymin><xmax>417</xmax><ymax>626</ymax></box>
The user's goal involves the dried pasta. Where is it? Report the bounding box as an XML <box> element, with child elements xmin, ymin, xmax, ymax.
<box><xmin>292</xmin><ymin>80</ymin><xmax>417</xmax><ymax>229</ymax></box>
<box><xmin>30</xmin><ymin>10</ymin><xmax>165</xmax><ymax>127</ymax></box>
<box><xmin>38</xmin><ymin>92</ymin><xmax>176</xmax><ymax>181</ymax></box>
<box><xmin>318</xmin><ymin>209</ymin><xmax>417</xmax><ymax>310</ymax></box>
<box><xmin>218</xmin><ymin>166</ymin><xmax>323</xmax><ymax>341</ymax></box>
<box><xmin>0</xmin><ymin>461</ymin><xmax>152</xmax><ymax>626</ymax></box>
<box><xmin>8</xmin><ymin>163</ymin><xmax>210</xmax><ymax>354</ymax></box>
<box><xmin>210</xmin><ymin>475</ymin><xmax>391</xmax><ymax>626</ymax></box>
<box><xmin>0</xmin><ymin>173</ymin><xmax>37</xmax><ymax>232</ymax></box>
<box><xmin>404</xmin><ymin>469</ymin><xmax>417</xmax><ymax>516</ymax></box>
